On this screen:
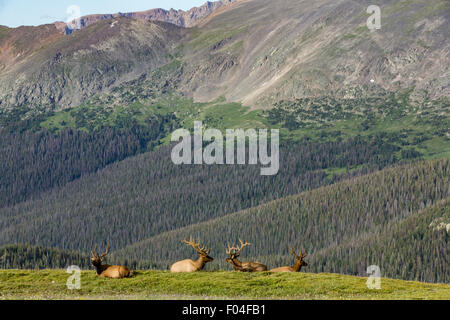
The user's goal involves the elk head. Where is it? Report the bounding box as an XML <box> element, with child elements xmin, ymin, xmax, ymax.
<box><xmin>291</xmin><ymin>247</ymin><xmax>308</xmax><ymax>270</ymax></box>
<box><xmin>90</xmin><ymin>243</ymin><xmax>109</xmax><ymax>269</ymax></box>
<box><xmin>225</xmin><ymin>239</ymin><xmax>250</xmax><ymax>266</ymax></box>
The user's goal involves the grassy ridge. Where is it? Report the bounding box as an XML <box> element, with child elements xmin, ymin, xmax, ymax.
<box><xmin>0</xmin><ymin>270</ymin><xmax>449</xmax><ymax>300</ymax></box>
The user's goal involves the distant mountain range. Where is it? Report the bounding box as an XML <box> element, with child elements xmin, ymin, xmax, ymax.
<box><xmin>1</xmin><ymin>0</ymin><xmax>448</xmax><ymax>115</ymax></box>
<box><xmin>55</xmin><ymin>0</ymin><xmax>236</xmax><ymax>34</ymax></box>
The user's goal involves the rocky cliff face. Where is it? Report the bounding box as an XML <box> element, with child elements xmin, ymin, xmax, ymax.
<box><xmin>58</xmin><ymin>0</ymin><xmax>236</xmax><ymax>34</ymax></box>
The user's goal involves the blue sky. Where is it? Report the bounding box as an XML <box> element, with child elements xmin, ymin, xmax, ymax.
<box><xmin>0</xmin><ymin>0</ymin><xmax>207</xmax><ymax>27</ymax></box>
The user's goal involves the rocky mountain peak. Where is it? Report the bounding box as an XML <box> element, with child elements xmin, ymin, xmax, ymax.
<box><xmin>58</xmin><ymin>0</ymin><xmax>236</xmax><ymax>34</ymax></box>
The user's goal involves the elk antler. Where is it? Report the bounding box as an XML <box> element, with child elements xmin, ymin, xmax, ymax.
<box><xmin>225</xmin><ymin>243</ymin><xmax>234</xmax><ymax>256</ymax></box>
<box><xmin>290</xmin><ymin>247</ymin><xmax>297</xmax><ymax>257</ymax></box>
<box><xmin>291</xmin><ymin>247</ymin><xmax>307</xmax><ymax>259</ymax></box>
<box><xmin>91</xmin><ymin>245</ymin><xmax>98</xmax><ymax>258</ymax></box>
<box><xmin>226</xmin><ymin>239</ymin><xmax>250</xmax><ymax>256</ymax></box>
<box><xmin>183</xmin><ymin>235</ymin><xmax>211</xmax><ymax>255</ymax></box>
<box><xmin>300</xmin><ymin>248</ymin><xmax>307</xmax><ymax>258</ymax></box>
<box><xmin>98</xmin><ymin>243</ymin><xmax>110</xmax><ymax>259</ymax></box>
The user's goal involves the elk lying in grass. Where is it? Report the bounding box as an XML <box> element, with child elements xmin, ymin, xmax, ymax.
<box><xmin>270</xmin><ymin>247</ymin><xmax>308</xmax><ymax>272</ymax></box>
<box><xmin>90</xmin><ymin>244</ymin><xmax>133</xmax><ymax>279</ymax></box>
<box><xmin>170</xmin><ymin>236</ymin><xmax>214</xmax><ymax>273</ymax></box>
<box><xmin>225</xmin><ymin>239</ymin><xmax>267</xmax><ymax>272</ymax></box>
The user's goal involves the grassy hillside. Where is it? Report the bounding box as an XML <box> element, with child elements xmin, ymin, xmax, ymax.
<box><xmin>1</xmin><ymin>270</ymin><xmax>449</xmax><ymax>300</ymax></box>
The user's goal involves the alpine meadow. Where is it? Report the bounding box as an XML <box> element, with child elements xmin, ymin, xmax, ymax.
<box><xmin>0</xmin><ymin>0</ymin><xmax>449</xmax><ymax>302</ymax></box>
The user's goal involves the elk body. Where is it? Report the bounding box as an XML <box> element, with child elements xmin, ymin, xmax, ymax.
<box><xmin>225</xmin><ymin>239</ymin><xmax>267</xmax><ymax>272</ymax></box>
<box><xmin>90</xmin><ymin>244</ymin><xmax>133</xmax><ymax>279</ymax></box>
<box><xmin>270</xmin><ymin>247</ymin><xmax>308</xmax><ymax>272</ymax></box>
<box><xmin>170</xmin><ymin>236</ymin><xmax>214</xmax><ymax>273</ymax></box>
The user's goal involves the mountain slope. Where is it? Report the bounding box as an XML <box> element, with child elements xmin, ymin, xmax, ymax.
<box><xmin>60</xmin><ymin>0</ymin><xmax>236</xmax><ymax>34</ymax></box>
<box><xmin>0</xmin><ymin>0</ymin><xmax>448</xmax><ymax>115</ymax></box>
<box><xmin>0</xmin><ymin>138</ymin><xmax>395</xmax><ymax>251</ymax></box>
<box><xmin>0</xmin><ymin>244</ymin><xmax>88</xmax><ymax>269</ymax></box>
<box><xmin>0</xmin><ymin>0</ymin><xmax>448</xmax><ymax>286</ymax></box>
<box><xmin>0</xmin><ymin>18</ymin><xmax>184</xmax><ymax>112</ymax></box>
<box><xmin>0</xmin><ymin>123</ymin><xmax>176</xmax><ymax>208</ymax></box>
<box><xmin>179</xmin><ymin>0</ymin><xmax>449</xmax><ymax>105</ymax></box>
<box><xmin>112</xmin><ymin>159</ymin><xmax>449</xmax><ymax>283</ymax></box>
<box><xmin>0</xmin><ymin>24</ymin><xmax>63</xmax><ymax>71</ymax></box>
<box><xmin>311</xmin><ymin>199</ymin><xmax>449</xmax><ymax>283</ymax></box>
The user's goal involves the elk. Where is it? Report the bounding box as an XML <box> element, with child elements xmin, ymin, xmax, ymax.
<box><xmin>225</xmin><ymin>239</ymin><xmax>267</xmax><ymax>272</ymax></box>
<box><xmin>90</xmin><ymin>244</ymin><xmax>133</xmax><ymax>279</ymax></box>
<box><xmin>270</xmin><ymin>247</ymin><xmax>308</xmax><ymax>272</ymax></box>
<box><xmin>170</xmin><ymin>236</ymin><xmax>214</xmax><ymax>273</ymax></box>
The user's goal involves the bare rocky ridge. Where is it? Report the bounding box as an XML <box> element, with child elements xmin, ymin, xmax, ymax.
<box><xmin>0</xmin><ymin>24</ymin><xmax>63</xmax><ymax>71</ymax></box>
<box><xmin>57</xmin><ymin>0</ymin><xmax>236</xmax><ymax>34</ymax></box>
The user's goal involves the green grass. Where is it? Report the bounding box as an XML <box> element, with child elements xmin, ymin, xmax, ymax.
<box><xmin>40</xmin><ymin>94</ymin><xmax>269</xmax><ymax>144</ymax></box>
<box><xmin>39</xmin><ymin>95</ymin><xmax>449</xmax><ymax>161</ymax></box>
<box><xmin>0</xmin><ymin>270</ymin><xmax>449</xmax><ymax>300</ymax></box>
<box><xmin>268</xmin><ymin>93</ymin><xmax>450</xmax><ymax>161</ymax></box>
<box><xmin>187</xmin><ymin>26</ymin><xmax>248</xmax><ymax>51</ymax></box>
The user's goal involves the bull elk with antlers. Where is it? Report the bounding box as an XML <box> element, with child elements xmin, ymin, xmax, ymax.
<box><xmin>270</xmin><ymin>247</ymin><xmax>308</xmax><ymax>272</ymax></box>
<box><xmin>170</xmin><ymin>236</ymin><xmax>214</xmax><ymax>273</ymax></box>
<box><xmin>90</xmin><ymin>244</ymin><xmax>133</xmax><ymax>279</ymax></box>
<box><xmin>225</xmin><ymin>239</ymin><xmax>267</xmax><ymax>272</ymax></box>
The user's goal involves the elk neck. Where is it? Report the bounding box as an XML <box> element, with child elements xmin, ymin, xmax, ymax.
<box><xmin>93</xmin><ymin>262</ymin><xmax>111</xmax><ymax>275</ymax></box>
<box><xmin>230</xmin><ymin>257</ymin><xmax>243</xmax><ymax>268</ymax></box>
<box><xmin>195</xmin><ymin>256</ymin><xmax>209</xmax><ymax>269</ymax></box>
<box><xmin>292</xmin><ymin>259</ymin><xmax>303</xmax><ymax>272</ymax></box>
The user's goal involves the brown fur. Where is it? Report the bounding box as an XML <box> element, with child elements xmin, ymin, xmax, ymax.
<box><xmin>170</xmin><ymin>236</ymin><xmax>214</xmax><ymax>273</ymax></box>
<box><xmin>91</xmin><ymin>259</ymin><xmax>133</xmax><ymax>279</ymax></box>
<box><xmin>90</xmin><ymin>244</ymin><xmax>133</xmax><ymax>279</ymax></box>
<box><xmin>225</xmin><ymin>239</ymin><xmax>267</xmax><ymax>272</ymax></box>
<box><xmin>270</xmin><ymin>247</ymin><xmax>308</xmax><ymax>272</ymax></box>
<box><xmin>226</xmin><ymin>256</ymin><xmax>267</xmax><ymax>272</ymax></box>
<box><xmin>170</xmin><ymin>255</ymin><xmax>213</xmax><ymax>273</ymax></box>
